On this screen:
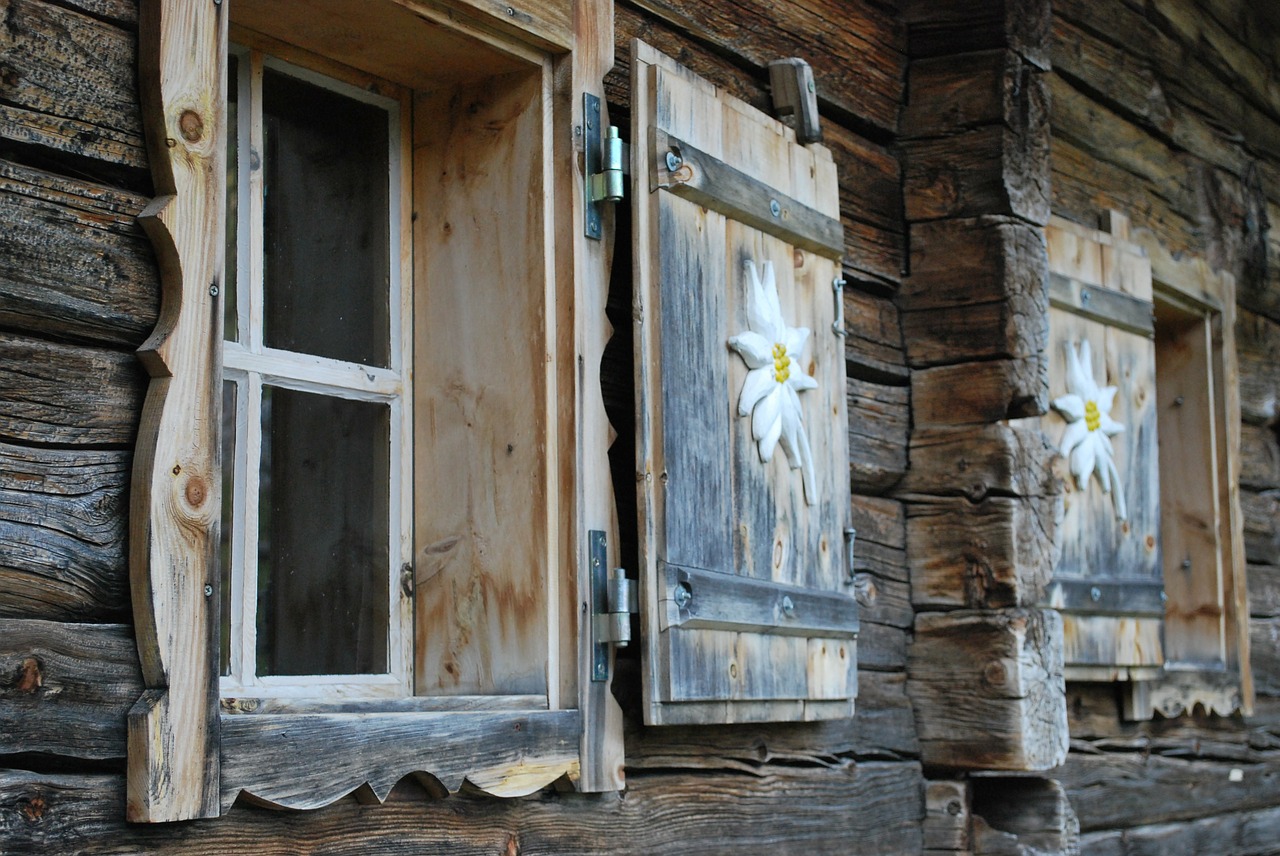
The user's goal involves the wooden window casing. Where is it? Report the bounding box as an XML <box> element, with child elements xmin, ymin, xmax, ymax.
<box><xmin>130</xmin><ymin>0</ymin><xmax>621</xmax><ymax>822</ymax></box>
<box><xmin>1043</xmin><ymin>213</ymin><xmax>1253</xmax><ymax>720</ymax></box>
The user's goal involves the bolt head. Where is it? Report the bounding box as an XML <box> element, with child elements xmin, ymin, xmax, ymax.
<box><xmin>665</xmin><ymin>151</ymin><xmax>682</xmax><ymax>172</ymax></box>
<box><xmin>1090</xmin><ymin>586</ymin><xmax>1102</xmax><ymax>602</ymax></box>
<box><xmin>769</xmin><ymin>199</ymin><xmax>782</xmax><ymax>217</ymax></box>
<box><xmin>781</xmin><ymin>595</ymin><xmax>795</xmax><ymax>615</ymax></box>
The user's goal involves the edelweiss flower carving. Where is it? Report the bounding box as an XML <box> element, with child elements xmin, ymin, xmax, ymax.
<box><xmin>1052</xmin><ymin>339</ymin><xmax>1128</xmax><ymax>520</ymax></box>
<box><xmin>728</xmin><ymin>260</ymin><xmax>817</xmax><ymax>505</ymax></box>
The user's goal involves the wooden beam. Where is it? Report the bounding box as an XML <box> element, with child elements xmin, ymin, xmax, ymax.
<box><xmin>912</xmin><ymin>357</ymin><xmax>1049</xmax><ymax>425</ymax></box>
<box><xmin>971</xmin><ymin>776</ymin><xmax>1079</xmax><ymax>855</ymax></box>
<box><xmin>901</xmin><ymin>0</ymin><xmax>1051</xmax><ymax>69</ymax></box>
<box><xmin>908</xmin><ymin>609</ymin><xmax>1068</xmax><ymax>771</ymax></box>
<box><xmin>924</xmin><ymin>780</ymin><xmax>972</xmax><ymax>852</ymax></box>
<box><xmin>129</xmin><ymin>0</ymin><xmax>226</xmax><ymax>823</ymax></box>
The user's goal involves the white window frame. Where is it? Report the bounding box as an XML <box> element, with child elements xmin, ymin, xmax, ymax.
<box><xmin>219</xmin><ymin>46</ymin><xmax>414</xmax><ymax>701</ymax></box>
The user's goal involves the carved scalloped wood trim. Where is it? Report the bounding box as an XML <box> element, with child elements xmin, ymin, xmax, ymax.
<box><xmin>220</xmin><ymin>710</ymin><xmax>581</xmax><ymax>810</ymax></box>
<box><xmin>128</xmin><ymin>0</ymin><xmax>226</xmax><ymax>824</ymax></box>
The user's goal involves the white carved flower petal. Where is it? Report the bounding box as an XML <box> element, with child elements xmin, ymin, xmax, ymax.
<box><xmin>737</xmin><ymin>367</ymin><xmax>775</xmax><ymax>417</ymax></box>
<box><xmin>728</xmin><ymin>330</ymin><xmax>774</xmax><ymax>370</ymax></box>
<box><xmin>752</xmin><ymin>386</ymin><xmax>783</xmax><ymax>443</ymax></box>
<box><xmin>1065</xmin><ymin>340</ymin><xmax>1099</xmax><ymax>401</ymax></box>
<box><xmin>783</xmin><ymin>325</ymin><xmax>810</xmax><ymax>360</ymax></box>
<box><xmin>756</xmin><ymin>403</ymin><xmax>784</xmax><ymax>463</ymax></box>
<box><xmin>778</xmin><ymin>385</ymin><xmax>817</xmax><ymax>505</ymax></box>
<box><xmin>746</xmin><ymin>260</ymin><xmax>785</xmax><ymax>343</ymax></box>
<box><xmin>1071</xmin><ymin>436</ymin><xmax>1097</xmax><ymax>491</ymax></box>
<box><xmin>1099</xmin><ymin>413</ymin><xmax>1125</xmax><ymax>437</ymax></box>
<box><xmin>1106</xmin><ymin>456</ymin><xmax>1128</xmax><ymax>520</ymax></box>
<box><xmin>1096</xmin><ymin>385</ymin><xmax>1118</xmax><ymax>415</ymax></box>
<box><xmin>1095</xmin><ymin>444</ymin><xmax>1113</xmax><ymax>494</ymax></box>
<box><xmin>788</xmin><ymin>368</ymin><xmax>818</xmax><ymax>392</ymax></box>
<box><xmin>1059</xmin><ymin>420</ymin><xmax>1088</xmax><ymax>457</ymax></box>
<box><xmin>1052</xmin><ymin>393</ymin><xmax>1085</xmax><ymax>422</ymax></box>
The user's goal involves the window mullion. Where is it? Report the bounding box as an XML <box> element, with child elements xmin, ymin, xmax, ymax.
<box><xmin>246</xmin><ymin>49</ymin><xmax>266</xmax><ymax>354</ymax></box>
<box><xmin>238</xmin><ymin>371</ymin><xmax>264</xmax><ymax>685</ymax></box>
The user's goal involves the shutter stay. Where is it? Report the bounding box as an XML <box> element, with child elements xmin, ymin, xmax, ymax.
<box><xmin>583</xmin><ymin>92</ymin><xmax>628</xmax><ymax>240</ymax></box>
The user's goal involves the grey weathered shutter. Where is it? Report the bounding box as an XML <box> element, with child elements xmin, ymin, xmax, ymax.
<box><xmin>630</xmin><ymin>42</ymin><xmax>856</xmax><ymax>725</ymax></box>
<box><xmin>1042</xmin><ymin>216</ymin><xmax>1165</xmax><ymax>680</ymax></box>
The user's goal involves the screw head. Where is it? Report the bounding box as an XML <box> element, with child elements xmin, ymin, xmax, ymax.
<box><xmin>204</xmin><ymin>584</ymin><xmax>213</xmax><ymax>597</ymax></box>
<box><xmin>673</xmin><ymin>582</ymin><xmax>692</xmax><ymax>609</ymax></box>
<box><xmin>769</xmin><ymin>199</ymin><xmax>781</xmax><ymax>217</ymax></box>
<box><xmin>665</xmin><ymin>151</ymin><xmax>682</xmax><ymax>172</ymax></box>
<box><xmin>1090</xmin><ymin>586</ymin><xmax>1102</xmax><ymax>602</ymax></box>
<box><xmin>781</xmin><ymin>595</ymin><xmax>795</xmax><ymax>616</ymax></box>
<box><xmin>209</xmin><ymin>284</ymin><xmax>219</xmax><ymax>297</ymax></box>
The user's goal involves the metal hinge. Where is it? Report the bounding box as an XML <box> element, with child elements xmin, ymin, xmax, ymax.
<box><xmin>583</xmin><ymin>92</ymin><xmax>629</xmax><ymax>240</ymax></box>
<box><xmin>589</xmin><ymin>529</ymin><xmax>638</xmax><ymax>681</ymax></box>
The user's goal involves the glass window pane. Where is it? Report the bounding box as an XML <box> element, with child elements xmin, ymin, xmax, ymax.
<box><xmin>224</xmin><ymin>53</ymin><xmax>239</xmax><ymax>343</ymax></box>
<box><xmin>219</xmin><ymin>380</ymin><xmax>237</xmax><ymax>677</ymax></box>
<box><xmin>256</xmin><ymin>386</ymin><xmax>390</xmax><ymax>676</ymax></box>
<box><xmin>261</xmin><ymin>68</ymin><xmax>391</xmax><ymax>367</ymax></box>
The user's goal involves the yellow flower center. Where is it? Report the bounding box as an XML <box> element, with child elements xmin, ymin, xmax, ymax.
<box><xmin>1085</xmin><ymin>399</ymin><xmax>1101</xmax><ymax>432</ymax></box>
<box><xmin>772</xmin><ymin>343</ymin><xmax>791</xmax><ymax>383</ymax></box>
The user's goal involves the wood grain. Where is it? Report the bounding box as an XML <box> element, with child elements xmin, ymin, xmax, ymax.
<box><xmin>0</xmin><ymin>159</ymin><xmax>158</xmax><ymax>347</ymax></box>
<box><xmin>0</xmin><ymin>443</ymin><xmax>131</xmax><ymax>621</ymax></box>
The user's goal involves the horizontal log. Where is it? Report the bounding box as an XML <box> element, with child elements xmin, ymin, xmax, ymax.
<box><xmin>848</xmin><ymin>377</ymin><xmax>909</xmax><ymax>494</ymax></box>
<box><xmin>905</xmin><ymin>495</ymin><xmax>1059</xmax><ymax>611</ymax></box>
<box><xmin>1242</xmin><ymin>489</ymin><xmax>1280</xmax><ymax>566</ymax></box>
<box><xmin>0</xmin><ymin>159</ymin><xmax>158</xmax><ymax>347</ymax></box>
<box><xmin>923</xmin><ymin>779</ymin><xmax>970</xmax><ymax>852</ymax></box>
<box><xmin>0</xmin><ymin>762</ymin><xmax>925</xmax><ymax>854</ymax></box>
<box><xmin>0</xmin><ymin>442</ymin><xmax>130</xmax><ymax>621</ymax></box>
<box><xmin>0</xmin><ymin>0</ymin><xmax>147</xmax><ymax>179</ymax></box>
<box><xmin>971</xmin><ymin>776</ymin><xmax>1078</xmax><ymax>855</ymax></box>
<box><xmin>625</xmin><ymin>669</ymin><xmax>918</xmax><ymax>765</ymax></box>
<box><xmin>0</xmin><ymin>333</ymin><xmax>144</xmax><ymax>447</ymax></box>
<box><xmin>1252</xmin><ymin>616</ymin><xmax>1280</xmax><ymax>698</ymax></box>
<box><xmin>897</xmin><ymin>423</ymin><xmax>1061</xmax><ymax>501</ymax></box>
<box><xmin>0</xmin><ymin>619</ymin><xmax>139</xmax><ymax>760</ymax></box>
<box><xmin>824</xmin><ymin>123</ymin><xmax>903</xmax><ymax>237</ymax></box>
<box><xmin>1078</xmin><ymin>806</ymin><xmax>1280</xmax><ymax>856</ymax></box>
<box><xmin>901</xmin><ymin>0</ymin><xmax>1051</xmax><ymax>68</ymax></box>
<box><xmin>842</xmin><ymin>285</ymin><xmax>908</xmax><ymax>384</ymax></box>
<box><xmin>901</xmin><ymin>217</ymin><xmax>1048</xmax><ymax>369</ymax></box>
<box><xmin>912</xmin><ymin>357</ymin><xmax>1049</xmax><ymax>424</ymax></box>
<box><xmin>903</xmin><ymin>49</ymin><xmax>1042</xmax><ymax>139</ymax></box>
<box><xmin>904</xmin><ymin>125</ymin><xmax>1049</xmax><ymax>225</ymax></box>
<box><xmin>1240</xmin><ymin>423</ymin><xmax>1280</xmax><ymax>490</ymax></box>
<box><xmin>1237</xmin><ymin>310</ymin><xmax>1280</xmax><ymax>425</ymax></box>
<box><xmin>858</xmin><ymin>618</ymin><xmax>907</xmax><ymax>673</ymax></box>
<box><xmin>1058</xmin><ymin>750</ymin><xmax>1280</xmax><ymax>832</ymax></box>
<box><xmin>908</xmin><ymin>609</ymin><xmax>1067</xmax><ymax>771</ymax></box>
<box><xmin>1248</xmin><ymin>564</ymin><xmax>1280</xmax><ymax>618</ymax></box>
<box><xmin>850</xmin><ymin>494</ymin><xmax>906</xmax><ymax>552</ymax></box>
<box><xmin>624</xmin><ymin>0</ymin><xmax>904</xmax><ymax>135</ymax></box>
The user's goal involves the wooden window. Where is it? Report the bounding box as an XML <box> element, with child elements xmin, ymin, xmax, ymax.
<box><xmin>219</xmin><ymin>48</ymin><xmax>412</xmax><ymax>700</ymax></box>
<box><xmin>1043</xmin><ymin>213</ymin><xmax>1252</xmax><ymax>720</ymax></box>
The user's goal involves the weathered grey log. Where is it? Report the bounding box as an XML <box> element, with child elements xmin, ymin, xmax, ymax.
<box><xmin>1252</xmin><ymin>616</ymin><xmax>1280</xmax><ymax>698</ymax></box>
<box><xmin>1077</xmin><ymin>805</ymin><xmax>1280</xmax><ymax>856</ymax></box>
<box><xmin>1237</xmin><ymin>310</ymin><xmax>1280</xmax><ymax>426</ymax></box>
<box><xmin>924</xmin><ymin>779</ymin><xmax>971</xmax><ymax>852</ymax></box>
<box><xmin>1242</xmin><ymin>489</ymin><xmax>1280</xmax><ymax>566</ymax></box>
<box><xmin>0</xmin><ymin>763</ymin><xmax>925</xmax><ymax>854</ymax></box>
<box><xmin>625</xmin><ymin>669</ymin><xmax>918</xmax><ymax>765</ymax></box>
<box><xmin>903</xmin><ymin>50</ymin><xmax>1044</xmax><ymax>139</ymax></box>
<box><xmin>901</xmin><ymin>0</ymin><xmax>1051</xmax><ymax>69</ymax></box>
<box><xmin>906</xmin><ymin>496</ymin><xmax>1059</xmax><ymax>610</ymax></box>
<box><xmin>1240</xmin><ymin>423</ymin><xmax>1280</xmax><ymax>490</ymax></box>
<box><xmin>0</xmin><ymin>0</ymin><xmax>147</xmax><ymax>178</ymax></box>
<box><xmin>0</xmin><ymin>442</ymin><xmax>130</xmax><ymax>621</ymax></box>
<box><xmin>897</xmin><ymin>423</ymin><xmax>1060</xmax><ymax>502</ymax></box>
<box><xmin>842</xmin><ymin>285</ymin><xmax>908</xmax><ymax>384</ymax></box>
<box><xmin>970</xmin><ymin>776</ymin><xmax>1079</xmax><ymax>856</ymax></box>
<box><xmin>1058</xmin><ymin>751</ymin><xmax>1280</xmax><ymax>832</ymax></box>
<box><xmin>903</xmin><ymin>125</ymin><xmax>1049</xmax><ymax>225</ymax></box>
<box><xmin>0</xmin><ymin>159</ymin><xmax>158</xmax><ymax>347</ymax></box>
<box><xmin>848</xmin><ymin>377</ymin><xmax>909</xmax><ymax>494</ymax></box>
<box><xmin>901</xmin><ymin>217</ymin><xmax>1049</xmax><ymax>371</ymax></box>
<box><xmin>912</xmin><ymin>357</ymin><xmax>1049</xmax><ymax>424</ymax></box>
<box><xmin>1248</xmin><ymin>564</ymin><xmax>1280</xmax><ymax>618</ymax></box>
<box><xmin>0</xmin><ymin>333</ymin><xmax>144</xmax><ymax>447</ymax></box>
<box><xmin>859</xmin><ymin>619</ymin><xmax>908</xmax><ymax>673</ymax></box>
<box><xmin>850</xmin><ymin>494</ymin><xmax>906</xmax><ymax>551</ymax></box>
<box><xmin>0</xmin><ymin>619</ymin><xmax>140</xmax><ymax>760</ymax></box>
<box><xmin>908</xmin><ymin>609</ymin><xmax>1067</xmax><ymax>770</ymax></box>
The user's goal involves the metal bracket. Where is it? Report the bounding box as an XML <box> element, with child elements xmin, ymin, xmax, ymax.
<box><xmin>583</xmin><ymin>93</ymin><xmax>628</xmax><ymax>241</ymax></box>
<box><xmin>832</xmin><ymin>276</ymin><xmax>847</xmax><ymax>337</ymax></box>
<box><xmin>843</xmin><ymin>527</ymin><xmax>857</xmax><ymax>582</ymax></box>
<box><xmin>589</xmin><ymin>529</ymin><xmax>637</xmax><ymax>681</ymax></box>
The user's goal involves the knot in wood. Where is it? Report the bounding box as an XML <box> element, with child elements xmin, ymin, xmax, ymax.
<box><xmin>184</xmin><ymin>475</ymin><xmax>207</xmax><ymax>508</ymax></box>
<box><xmin>15</xmin><ymin>657</ymin><xmax>43</xmax><ymax>693</ymax></box>
<box><xmin>20</xmin><ymin>794</ymin><xmax>46</xmax><ymax>822</ymax></box>
<box><xmin>179</xmin><ymin>110</ymin><xmax>204</xmax><ymax>143</ymax></box>
<box><xmin>982</xmin><ymin>659</ymin><xmax>1009</xmax><ymax>688</ymax></box>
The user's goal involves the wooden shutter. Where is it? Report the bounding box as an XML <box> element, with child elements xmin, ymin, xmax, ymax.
<box><xmin>1043</xmin><ymin>215</ymin><xmax>1164</xmax><ymax>680</ymax></box>
<box><xmin>631</xmin><ymin>42</ymin><xmax>856</xmax><ymax>725</ymax></box>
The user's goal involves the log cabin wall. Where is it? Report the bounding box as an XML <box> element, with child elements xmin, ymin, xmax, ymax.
<box><xmin>0</xmin><ymin>0</ymin><xmax>927</xmax><ymax>852</ymax></box>
<box><xmin>1046</xmin><ymin>0</ymin><xmax>1280</xmax><ymax>851</ymax></box>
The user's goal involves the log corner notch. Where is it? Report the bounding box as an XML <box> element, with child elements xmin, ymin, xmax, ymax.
<box><xmin>899</xmin><ymin>0</ymin><xmax>1068</xmax><ymax>779</ymax></box>
<box><xmin>128</xmin><ymin>0</ymin><xmax>227</xmax><ymax>822</ymax></box>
